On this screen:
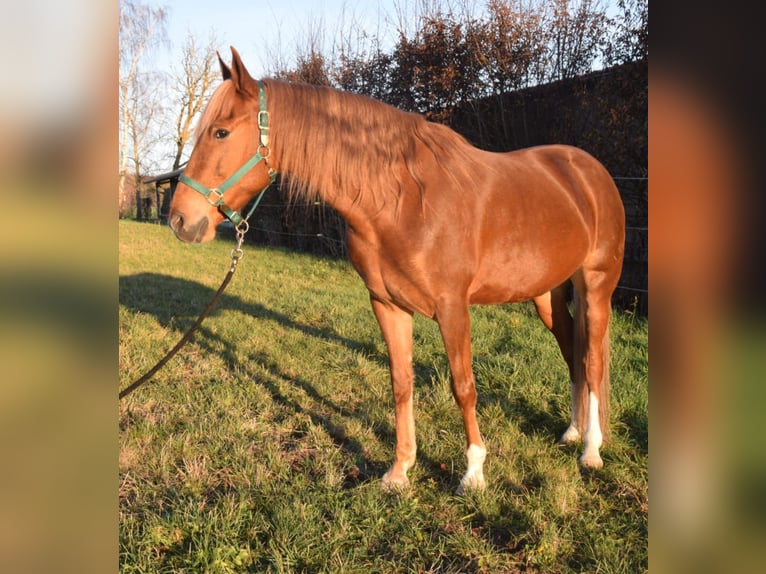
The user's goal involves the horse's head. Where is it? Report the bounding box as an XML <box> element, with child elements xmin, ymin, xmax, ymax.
<box><xmin>168</xmin><ymin>47</ymin><xmax>274</xmax><ymax>243</ymax></box>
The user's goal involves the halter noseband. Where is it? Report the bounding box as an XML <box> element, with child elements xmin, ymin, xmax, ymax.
<box><xmin>178</xmin><ymin>80</ymin><xmax>277</xmax><ymax>227</ymax></box>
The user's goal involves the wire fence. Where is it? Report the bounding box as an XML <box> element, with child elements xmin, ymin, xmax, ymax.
<box><xmin>612</xmin><ymin>177</ymin><xmax>647</xmax><ymax>314</ymax></box>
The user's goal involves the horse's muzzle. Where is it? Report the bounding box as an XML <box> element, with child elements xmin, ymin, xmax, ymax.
<box><xmin>169</xmin><ymin>211</ymin><xmax>209</xmax><ymax>243</ymax></box>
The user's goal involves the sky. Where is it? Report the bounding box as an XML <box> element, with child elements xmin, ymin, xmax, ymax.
<box><xmin>146</xmin><ymin>0</ymin><xmax>621</xmax><ymax>81</ymax></box>
<box><xmin>138</xmin><ymin>0</ymin><xmax>621</xmax><ymax>170</ymax></box>
<box><xmin>150</xmin><ymin>0</ymin><xmax>401</xmax><ymax>77</ymax></box>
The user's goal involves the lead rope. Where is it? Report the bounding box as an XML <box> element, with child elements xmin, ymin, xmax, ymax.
<box><xmin>119</xmin><ymin>221</ymin><xmax>250</xmax><ymax>400</ymax></box>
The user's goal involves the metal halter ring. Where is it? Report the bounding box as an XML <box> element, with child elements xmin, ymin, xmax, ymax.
<box><xmin>206</xmin><ymin>188</ymin><xmax>224</xmax><ymax>206</ymax></box>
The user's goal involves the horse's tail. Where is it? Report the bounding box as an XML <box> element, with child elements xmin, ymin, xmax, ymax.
<box><xmin>571</xmin><ymin>289</ymin><xmax>611</xmax><ymax>441</ymax></box>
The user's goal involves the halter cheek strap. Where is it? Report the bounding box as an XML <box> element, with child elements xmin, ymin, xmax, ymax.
<box><xmin>178</xmin><ymin>80</ymin><xmax>277</xmax><ymax>227</ymax></box>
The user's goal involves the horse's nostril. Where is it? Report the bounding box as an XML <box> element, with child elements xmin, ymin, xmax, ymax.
<box><xmin>169</xmin><ymin>211</ymin><xmax>209</xmax><ymax>243</ymax></box>
<box><xmin>169</xmin><ymin>212</ymin><xmax>184</xmax><ymax>232</ymax></box>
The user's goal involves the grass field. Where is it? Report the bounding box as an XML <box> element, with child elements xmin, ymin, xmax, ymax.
<box><xmin>119</xmin><ymin>220</ymin><xmax>648</xmax><ymax>573</ymax></box>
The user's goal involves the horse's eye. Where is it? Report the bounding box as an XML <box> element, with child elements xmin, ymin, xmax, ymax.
<box><xmin>214</xmin><ymin>128</ymin><xmax>230</xmax><ymax>140</ymax></box>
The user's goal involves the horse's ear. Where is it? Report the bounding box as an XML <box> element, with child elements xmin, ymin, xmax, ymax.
<box><xmin>218</xmin><ymin>51</ymin><xmax>232</xmax><ymax>81</ymax></box>
<box><xmin>229</xmin><ymin>46</ymin><xmax>255</xmax><ymax>94</ymax></box>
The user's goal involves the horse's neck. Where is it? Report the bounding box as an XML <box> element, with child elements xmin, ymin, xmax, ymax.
<box><xmin>328</xmin><ymin>191</ymin><xmax>385</xmax><ymax>237</ymax></box>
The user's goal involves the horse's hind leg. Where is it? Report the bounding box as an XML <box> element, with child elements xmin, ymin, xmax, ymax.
<box><xmin>571</xmin><ymin>268</ymin><xmax>615</xmax><ymax>469</ymax></box>
<box><xmin>435</xmin><ymin>299</ymin><xmax>486</xmax><ymax>494</ymax></box>
<box><xmin>532</xmin><ymin>284</ymin><xmax>583</xmax><ymax>444</ymax></box>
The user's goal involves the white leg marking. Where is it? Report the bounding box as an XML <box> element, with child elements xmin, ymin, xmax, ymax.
<box><xmin>560</xmin><ymin>381</ymin><xmax>581</xmax><ymax>444</ymax></box>
<box><xmin>560</xmin><ymin>424</ymin><xmax>581</xmax><ymax>444</ymax></box>
<box><xmin>580</xmin><ymin>391</ymin><xmax>603</xmax><ymax>468</ymax></box>
<box><xmin>457</xmin><ymin>443</ymin><xmax>486</xmax><ymax>494</ymax></box>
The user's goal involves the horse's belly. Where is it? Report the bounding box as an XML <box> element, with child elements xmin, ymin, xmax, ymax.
<box><xmin>468</xmin><ymin>239</ymin><xmax>588</xmax><ymax>304</ymax></box>
<box><xmin>468</xmin><ymin>275</ymin><xmax>559</xmax><ymax>304</ymax></box>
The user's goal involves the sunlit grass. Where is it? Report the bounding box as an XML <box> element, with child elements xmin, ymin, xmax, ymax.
<box><xmin>119</xmin><ymin>220</ymin><xmax>647</xmax><ymax>573</ymax></box>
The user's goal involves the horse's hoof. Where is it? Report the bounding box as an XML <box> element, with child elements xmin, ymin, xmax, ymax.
<box><xmin>456</xmin><ymin>474</ymin><xmax>486</xmax><ymax>496</ymax></box>
<box><xmin>579</xmin><ymin>452</ymin><xmax>604</xmax><ymax>469</ymax></box>
<box><xmin>381</xmin><ymin>471</ymin><xmax>410</xmax><ymax>493</ymax></box>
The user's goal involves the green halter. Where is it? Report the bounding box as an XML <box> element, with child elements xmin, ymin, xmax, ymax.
<box><xmin>178</xmin><ymin>80</ymin><xmax>277</xmax><ymax>227</ymax></box>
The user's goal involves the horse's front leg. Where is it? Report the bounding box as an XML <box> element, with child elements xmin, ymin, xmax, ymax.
<box><xmin>370</xmin><ymin>297</ymin><xmax>416</xmax><ymax>490</ymax></box>
<box><xmin>436</xmin><ymin>301</ymin><xmax>486</xmax><ymax>494</ymax></box>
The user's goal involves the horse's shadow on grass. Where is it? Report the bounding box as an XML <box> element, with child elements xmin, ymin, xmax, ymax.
<box><xmin>120</xmin><ymin>272</ymin><xmax>647</xmax><ymax>491</ymax></box>
<box><xmin>119</xmin><ymin>272</ymin><xmax>371</xmax><ymax>353</ymax></box>
<box><xmin>120</xmin><ymin>272</ymin><xmax>447</xmax><ymax>488</ymax></box>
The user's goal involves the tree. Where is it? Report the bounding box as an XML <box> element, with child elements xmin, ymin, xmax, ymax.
<box><xmin>279</xmin><ymin>17</ymin><xmax>332</xmax><ymax>86</ymax></box>
<box><xmin>335</xmin><ymin>43</ymin><xmax>393</xmax><ymax>101</ymax></box>
<box><xmin>542</xmin><ymin>0</ymin><xmax>610</xmax><ymax>82</ymax></box>
<box><xmin>118</xmin><ymin>0</ymin><xmax>168</xmax><ymax>217</ymax></box>
<box><xmin>169</xmin><ymin>31</ymin><xmax>220</xmax><ymax>171</ymax></box>
<box><xmin>478</xmin><ymin>0</ymin><xmax>548</xmax><ymax>94</ymax></box>
<box><xmin>126</xmin><ymin>69</ymin><xmax>165</xmax><ymax>181</ymax></box>
<box><xmin>603</xmin><ymin>0</ymin><xmax>648</xmax><ymax>66</ymax></box>
<box><xmin>390</xmin><ymin>10</ymin><xmax>484</xmax><ymax>122</ymax></box>
<box><xmin>283</xmin><ymin>49</ymin><xmax>332</xmax><ymax>86</ymax></box>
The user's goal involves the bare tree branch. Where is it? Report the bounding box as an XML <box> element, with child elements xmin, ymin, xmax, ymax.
<box><xmin>169</xmin><ymin>30</ymin><xmax>220</xmax><ymax>170</ymax></box>
<box><xmin>118</xmin><ymin>0</ymin><xmax>168</xmax><ymax>216</ymax></box>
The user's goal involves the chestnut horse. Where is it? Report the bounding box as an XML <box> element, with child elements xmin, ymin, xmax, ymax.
<box><xmin>169</xmin><ymin>48</ymin><xmax>625</xmax><ymax>493</ymax></box>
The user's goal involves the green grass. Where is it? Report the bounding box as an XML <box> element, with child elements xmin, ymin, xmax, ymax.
<box><xmin>119</xmin><ymin>220</ymin><xmax>648</xmax><ymax>573</ymax></box>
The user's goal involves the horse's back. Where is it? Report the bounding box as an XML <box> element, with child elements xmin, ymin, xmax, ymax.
<box><xmin>496</xmin><ymin>144</ymin><xmax>620</xmax><ymax>203</ymax></box>
<box><xmin>490</xmin><ymin>144</ymin><xmax>624</xmax><ymax>250</ymax></box>
<box><xmin>466</xmin><ymin>145</ymin><xmax>624</xmax><ymax>303</ymax></box>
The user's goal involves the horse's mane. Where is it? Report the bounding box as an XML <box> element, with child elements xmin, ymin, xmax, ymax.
<box><xmin>263</xmin><ymin>79</ymin><xmax>484</xmax><ymax>208</ymax></box>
